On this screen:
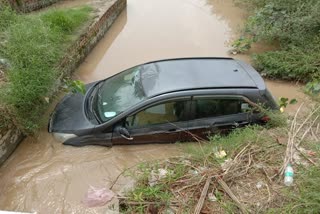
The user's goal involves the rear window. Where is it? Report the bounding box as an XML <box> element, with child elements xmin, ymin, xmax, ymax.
<box><xmin>193</xmin><ymin>97</ymin><xmax>252</xmax><ymax>119</ymax></box>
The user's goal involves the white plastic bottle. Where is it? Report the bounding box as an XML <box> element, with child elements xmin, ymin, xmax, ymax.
<box><xmin>284</xmin><ymin>164</ymin><xmax>294</xmax><ymax>186</ymax></box>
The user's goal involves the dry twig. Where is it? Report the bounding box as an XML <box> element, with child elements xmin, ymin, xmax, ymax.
<box><xmin>215</xmin><ymin>177</ymin><xmax>247</xmax><ymax>213</ymax></box>
<box><xmin>294</xmin><ymin>144</ymin><xmax>316</xmax><ymax>165</ymax></box>
<box><xmin>297</xmin><ymin>115</ymin><xmax>320</xmax><ymax>146</ymax></box>
<box><xmin>193</xmin><ymin>177</ymin><xmax>211</xmax><ymax>214</ymax></box>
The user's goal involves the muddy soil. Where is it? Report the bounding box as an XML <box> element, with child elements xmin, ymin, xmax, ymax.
<box><xmin>0</xmin><ymin>0</ymin><xmax>306</xmax><ymax>213</ymax></box>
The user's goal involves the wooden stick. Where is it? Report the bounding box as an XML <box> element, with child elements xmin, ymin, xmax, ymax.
<box><xmin>261</xmin><ymin>167</ymin><xmax>273</xmax><ymax>183</ymax></box>
<box><xmin>294</xmin><ymin>144</ymin><xmax>317</xmax><ymax>165</ymax></box>
<box><xmin>311</xmin><ymin>128</ymin><xmax>319</xmax><ymax>141</ymax></box>
<box><xmin>223</xmin><ymin>143</ymin><xmax>251</xmax><ymax>176</ymax></box>
<box><xmin>215</xmin><ymin>177</ymin><xmax>247</xmax><ymax>214</ymax></box>
<box><xmin>293</xmin><ymin>106</ymin><xmax>320</xmax><ymax>140</ymax></box>
<box><xmin>297</xmin><ymin>115</ymin><xmax>320</xmax><ymax>146</ymax></box>
<box><xmin>176</xmin><ymin>181</ymin><xmax>199</xmax><ymax>193</ymax></box>
<box><xmin>194</xmin><ymin>177</ymin><xmax>211</xmax><ymax>214</ymax></box>
<box><xmin>280</xmin><ymin>105</ymin><xmax>320</xmax><ymax>175</ymax></box>
<box><xmin>280</xmin><ymin>104</ymin><xmax>303</xmax><ymax>175</ymax></box>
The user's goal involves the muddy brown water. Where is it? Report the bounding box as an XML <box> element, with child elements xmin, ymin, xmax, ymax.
<box><xmin>0</xmin><ymin>0</ymin><xmax>305</xmax><ymax>213</ymax></box>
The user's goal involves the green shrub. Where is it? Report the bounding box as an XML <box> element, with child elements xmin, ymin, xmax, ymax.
<box><xmin>0</xmin><ymin>6</ymin><xmax>91</xmax><ymax>133</ymax></box>
<box><xmin>305</xmin><ymin>81</ymin><xmax>320</xmax><ymax>99</ymax></box>
<box><xmin>237</xmin><ymin>0</ymin><xmax>320</xmax><ymax>81</ymax></box>
<box><xmin>41</xmin><ymin>7</ymin><xmax>91</xmax><ymax>33</ymax></box>
<box><xmin>253</xmin><ymin>47</ymin><xmax>320</xmax><ymax>81</ymax></box>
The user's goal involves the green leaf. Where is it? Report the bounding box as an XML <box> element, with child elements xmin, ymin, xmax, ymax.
<box><xmin>279</xmin><ymin>97</ymin><xmax>289</xmax><ymax>103</ymax></box>
<box><xmin>66</xmin><ymin>80</ymin><xmax>86</xmax><ymax>95</ymax></box>
<box><xmin>279</xmin><ymin>97</ymin><xmax>289</xmax><ymax>108</ymax></box>
<box><xmin>289</xmin><ymin>98</ymin><xmax>298</xmax><ymax>105</ymax></box>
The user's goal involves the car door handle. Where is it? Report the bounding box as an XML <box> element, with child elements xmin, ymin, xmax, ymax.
<box><xmin>210</xmin><ymin>121</ymin><xmax>248</xmax><ymax>129</ymax></box>
<box><xmin>233</xmin><ymin>121</ymin><xmax>249</xmax><ymax>128</ymax></box>
<box><xmin>118</xmin><ymin>127</ymin><xmax>133</xmax><ymax>141</ymax></box>
<box><xmin>165</xmin><ymin>128</ymin><xmax>177</xmax><ymax>133</ymax></box>
<box><xmin>210</xmin><ymin>122</ymin><xmax>232</xmax><ymax>128</ymax></box>
<box><xmin>120</xmin><ymin>133</ymin><xmax>133</xmax><ymax>141</ymax></box>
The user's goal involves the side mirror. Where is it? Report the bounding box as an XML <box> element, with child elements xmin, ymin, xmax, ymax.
<box><xmin>118</xmin><ymin>127</ymin><xmax>133</xmax><ymax>141</ymax></box>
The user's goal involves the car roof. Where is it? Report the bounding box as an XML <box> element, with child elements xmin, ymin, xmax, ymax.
<box><xmin>140</xmin><ymin>57</ymin><xmax>265</xmax><ymax>97</ymax></box>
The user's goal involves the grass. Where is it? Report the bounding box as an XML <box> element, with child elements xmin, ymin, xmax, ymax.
<box><xmin>291</xmin><ymin>166</ymin><xmax>320</xmax><ymax>213</ymax></box>
<box><xmin>0</xmin><ymin>106</ymin><xmax>12</xmax><ymax>130</ymax></box>
<box><xmin>184</xmin><ymin>125</ymin><xmax>263</xmax><ymax>163</ymax></box>
<box><xmin>0</xmin><ymin>6</ymin><xmax>92</xmax><ymax>133</ymax></box>
<box><xmin>120</xmin><ymin>162</ymin><xmax>175</xmax><ymax>213</ymax></box>
<box><xmin>267</xmin><ymin>165</ymin><xmax>320</xmax><ymax>214</ymax></box>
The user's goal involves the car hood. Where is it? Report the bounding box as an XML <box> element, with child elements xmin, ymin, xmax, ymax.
<box><xmin>48</xmin><ymin>92</ymin><xmax>95</xmax><ymax>134</ymax></box>
<box><xmin>49</xmin><ymin>83</ymin><xmax>98</xmax><ymax>134</ymax></box>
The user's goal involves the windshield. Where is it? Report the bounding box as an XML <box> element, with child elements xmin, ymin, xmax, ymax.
<box><xmin>93</xmin><ymin>66</ymin><xmax>147</xmax><ymax>123</ymax></box>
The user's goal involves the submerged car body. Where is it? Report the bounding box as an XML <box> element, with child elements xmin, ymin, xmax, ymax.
<box><xmin>48</xmin><ymin>57</ymin><xmax>278</xmax><ymax>146</ymax></box>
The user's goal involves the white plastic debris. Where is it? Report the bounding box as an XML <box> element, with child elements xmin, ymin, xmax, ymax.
<box><xmin>280</xmin><ymin>107</ymin><xmax>285</xmax><ymax>113</ymax></box>
<box><xmin>256</xmin><ymin>181</ymin><xmax>265</xmax><ymax>189</ymax></box>
<box><xmin>163</xmin><ymin>208</ymin><xmax>175</xmax><ymax>214</ymax></box>
<box><xmin>148</xmin><ymin>169</ymin><xmax>168</xmax><ymax>186</ymax></box>
<box><xmin>82</xmin><ymin>186</ymin><xmax>115</xmax><ymax>207</ymax></box>
<box><xmin>208</xmin><ymin>192</ymin><xmax>217</xmax><ymax>202</ymax></box>
<box><xmin>198</xmin><ymin>166</ymin><xmax>208</xmax><ymax>173</ymax></box>
<box><xmin>214</xmin><ymin>150</ymin><xmax>227</xmax><ymax>159</ymax></box>
<box><xmin>188</xmin><ymin>169</ymin><xmax>199</xmax><ymax>175</ymax></box>
<box><xmin>254</xmin><ymin>163</ymin><xmax>264</xmax><ymax>169</ymax></box>
<box><xmin>44</xmin><ymin>97</ymin><xmax>50</xmax><ymax>103</ymax></box>
<box><xmin>182</xmin><ymin>160</ymin><xmax>191</xmax><ymax>165</ymax></box>
<box><xmin>0</xmin><ymin>58</ymin><xmax>10</xmax><ymax>68</ymax></box>
<box><xmin>284</xmin><ymin>164</ymin><xmax>294</xmax><ymax>186</ymax></box>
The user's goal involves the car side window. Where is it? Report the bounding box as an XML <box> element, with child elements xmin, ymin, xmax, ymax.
<box><xmin>126</xmin><ymin>100</ymin><xmax>189</xmax><ymax>128</ymax></box>
<box><xmin>193</xmin><ymin>97</ymin><xmax>252</xmax><ymax>119</ymax></box>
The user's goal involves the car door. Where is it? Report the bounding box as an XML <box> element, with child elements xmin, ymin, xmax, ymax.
<box><xmin>182</xmin><ymin>95</ymin><xmax>253</xmax><ymax>141</ymax></box>
<box><xmin>112</xmin><ymin>97</ymin><xmax>192</xmax><ymax>145</ymax></box>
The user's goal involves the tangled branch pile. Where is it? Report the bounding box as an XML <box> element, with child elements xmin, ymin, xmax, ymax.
<box><xmin>118</xmin><ymin>106</ymin><xmax>320</xmax><ymax>213</ymax></box>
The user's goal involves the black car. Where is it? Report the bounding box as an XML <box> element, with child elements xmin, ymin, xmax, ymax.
<box><xmin>48</xmin><ymin>58</ymin><xmax>278</xmax><ymax>146</ymax></box>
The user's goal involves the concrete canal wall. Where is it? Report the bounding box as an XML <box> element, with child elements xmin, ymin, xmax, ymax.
<box><xmin>59</xmin><ymin>0</ymin><xmax>127</xmax><ymax>77</ymax></box>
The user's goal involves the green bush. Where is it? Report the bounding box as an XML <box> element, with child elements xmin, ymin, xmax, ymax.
<box><xmin>237</xmin><ymin>0</ymin><xmax>320</xmax><ymax>81</ymax></box>
<box><xmin>253</xmin><ymin>47</ymin><xmax>320</xmax><ymax>81</ymax></box>
<box><xmin>42</xmin><ymin>7</ymin><xmax>91</xmax><ymax>33</ymax></box>
<box><xmin>0</xmin><ymin>6</ymin><xmax>91</xmax><ymax>133</ymax></box>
